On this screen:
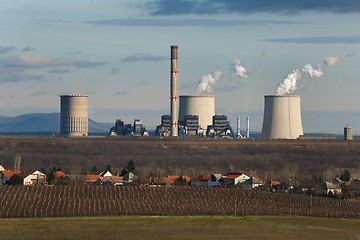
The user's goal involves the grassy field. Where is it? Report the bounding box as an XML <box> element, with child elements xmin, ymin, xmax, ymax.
<box><xmin>0</xmin><ymin>216</ymin><xmax>359</xmax><ymax>240</ymax></box>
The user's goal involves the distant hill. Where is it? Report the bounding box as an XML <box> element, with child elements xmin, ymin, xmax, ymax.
<box><xmin>0</xmin><ymin>113</ymin><xmax>112</xmax><ymax>135</ymax></box>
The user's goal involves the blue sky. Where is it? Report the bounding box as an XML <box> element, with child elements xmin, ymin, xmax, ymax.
<box><xmin>0</xmin><ymin>0</ymin><xmax>360</xmax><ymax>134</ymax></box>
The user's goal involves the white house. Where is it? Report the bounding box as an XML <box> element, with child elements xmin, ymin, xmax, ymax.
<box><xmin>100</xmin><ymin>170</ymin><xmax>113</xmax><ymax>178</ymax></box>
<box><xmin>222</xmin><ymin>173</ymin><xmax>250</xmax><ymax>186</ymax></box>
<box><xmin>240</xmin><ymin>176</ymin><xmax>265</xmax><ymax>189</ymax></box>
<box><xmin>23</xmin><ymin>170</ymin><xmax>46</xmax><ymax>186</ymax></box>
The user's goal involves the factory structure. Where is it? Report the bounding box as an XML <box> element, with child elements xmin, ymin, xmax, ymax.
<box><xmin>109</xmin><ymin>119</ymin><xmax>149</xmax><ymax>137</ymax></box>
<box><xmin>261</xmin><ymin>95</ymin><xmax>303</xmax><ymax>140</ymax></box>
<box><xmin>57</xmin><ymin>45</ymin><xmax>354</xmax><ymax>140</ymax></box>
<box><xmin>154</xmin><ymin>45</ymin><xmax>249</xmax><ymax>138</ymax></box>
<box><xmin>60</xmin><ymin>95</ymin><xmax>88</xmax><ymax>137</ymax></box>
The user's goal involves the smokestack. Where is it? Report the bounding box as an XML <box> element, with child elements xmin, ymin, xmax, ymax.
<box><xmin>170</xmin><ymin>45</ymin><xmax>179</xmax><ymax>136</ymax></box>
<box><xmin>246</xmin><ymin>117</ymin><xmax>250</xmax><ymax>139</ymax></box>
<box><xmin>236</xmin><ymin>117</ymin><xmax>241</xmax><ymax>138</ymax></box>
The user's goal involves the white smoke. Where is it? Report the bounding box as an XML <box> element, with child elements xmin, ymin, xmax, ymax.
<box><xmin>324</xmin><ymin>56</ymin><xmax>340</xmax><ymax>67</ymax></box>
<box><xmin>196</xmin><ymin>71</ymin><xmax>223</xmax><ymax>94</ymax></box>
<box><xmin>232</xmin><ymin>59</ymin><xmax>247</xmax><ymax>78</ymax></box>
<box><xmin>303</xmin><ymin>64</ymin><xmax>324</xmax><ymax>78</ymax></box>
<box><xmin>275</xmin><ymin>63</ymin><xmax>323</xmax><ymax>95</ymax></box>
<box><xmin>275</xmin><ymin>70</ymin><xmax>303</xmax><ymax>95</ymax></box>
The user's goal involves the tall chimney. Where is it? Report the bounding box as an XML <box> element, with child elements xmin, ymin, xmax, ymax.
<box><xmin>170</xmin><ymin>45</ymin><xmax>179</xmax><ymax>136</ymax></box>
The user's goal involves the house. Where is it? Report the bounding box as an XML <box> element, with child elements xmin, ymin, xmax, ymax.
<box><xmin>148</xmin><ymin>175</ymin><xmax>191</xmax><ymax>186</ymax></box>
<box><xmin>191</xmin><ymin>174</ymin><xmax>222</xmax><ymax>187</ymax></box>
<box><xmin>100</xmin><ymin>170</ymin><xmax>113</xmax><ymax>178</ymax></box>
<box><xmin>1</xmin><ymin>170</ymin><xmax>22</xmax><ymax>185</ymax></box>
<box><xmin>221</xmin><ymin>173</ymin><xmax>250</xmax><ymax>187</ymax></box>
<box><xmin>83</xmin><ymin>174</ymin><xmax>101</xmax><ymax>183</ymax></box>
<box><xmin>123</xmin><ymin>172</ymin><xmax>138</xmax><ymax>183</ymax></box>
<box><xmin>240</xmin><ymin>176</ymin><xmax>265</xmax><ymax>189</ymax></box>
<box><xmin>23</xmin><ymin>170</ymin><xmax>46</xmax><ymax>186</ymax></box>
<box><xmin>191</xmin><ymin>175</ymin><xmax>211</xmax><ymax>187</ymax></box>
<box><xmin>316</xmin><ymin>181</ymin><xmax>342</xmax><ymax>196</ymax></box>
<box><xmin>96</xmin><ymin>176</ymin><xmax>124</xmax><ymax>185</ymax></box>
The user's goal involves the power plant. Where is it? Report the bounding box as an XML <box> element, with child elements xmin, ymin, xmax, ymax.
<box><xmin>178</xmin><ymin>95</ymin><xmax>215</xmax><ymax>131</ymax></box>
<box><xmin>261</xmin><ymin>95</ymin><xmax>303</xmax><ymax>139</ymax></box>
<box><xmin>60</xmin><ymin>95</ymin><xmax>88</xmax><ymax>137</ymax></box>
<box><xmin>170</xmin><ymin>45</ymin><xmax>179</xmax><ymax>137</ymax></box>
<box><xmin>53</xmin><ymin>45</ymin><xmax>352</xmax><ymax>140</ymax></box>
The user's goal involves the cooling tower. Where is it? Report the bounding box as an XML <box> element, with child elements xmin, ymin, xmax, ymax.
<box><xmin>179</xmin><ymin>95</ymin><xmax>215</xmax><ymax>130</ymax></box>
<box><xmin>60</xmin><ymin>95</ymin><xmax>88</xmax><ymax>137</ymax></box>
<box><xmin>261</xmin><ymin>95</ymin><xmax>303</xmax><ymax>139</ymax></box>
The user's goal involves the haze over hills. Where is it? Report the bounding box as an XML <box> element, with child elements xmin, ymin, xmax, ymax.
<box><xmin>0</xmin><ymin>113</ymin><xmax>112</xmax><ymax>134</ymax></box>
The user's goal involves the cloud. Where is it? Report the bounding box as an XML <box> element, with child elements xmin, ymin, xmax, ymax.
<box><xmin>0</xmin><ymin>46</ymin><xmax>16</xmax><ymax>55</ymax></box>
<box><xmin>29</xmin><ymin>91</ymin><xmax>53</xmax><ymax>97</ymax></box>
<box><xmin>145</xmin><ymin>0</ymin><xmax>360</xmax><ymax>15</ymax></box>
<box><xmin>112</xmin><ymin>91</ymin><xmax>130</xmax><ymax>96</ymax></box>
<box><xmin>0</xmin><ymin>65</ymin><xmax>45</xmax><ymax>82</ymax></box>
<box><xmin>122</xmin><ymin>54</ymin><xmax>167</xmax><ymax>62</ymax></box>
<box><xmin>22</xmin><ymin>46</ymin><xmax>36</xmax><ymax>52</ymax></box>
<box><xmin>0</xmin><ymin>54</ymin><xmax>107</xmax><ymax>68</ymax></box>
<box><xmin>86</xmin><ymin>18</ymin><xmax>307</xmax><ymax>27</ymax></box>
<box><xmin>48</xmin><ymin>68</ymin><xmax>71</xmax><ymax>73</ymax></box>
<box><xmin>324</xmin><ymin>56</ymin><xmax>340</xmax><ymax>67</ymax></box>
<box><xmin>264</xmin><ymin>35</ymin><xmax>360</xmax><ymax>44</ymax></box>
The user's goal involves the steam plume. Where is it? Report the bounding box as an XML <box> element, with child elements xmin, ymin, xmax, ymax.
<box><xmin>303</xmin><ymin>64</ymin><xmax>324</xmax><ymax>78</ymax></box>
<box><xmin>275</xmin><ymin>63</ymin><xmax>323</xmax><ymax>95</ymax></box>
<box><xmin>324</xmin><ymin>56</ymin><xmax>339</xmax><ymax>66</ymax></box>
<box><xmin>196</xmin><ymin>71</ymin><xmax>222</xmax><ymax>94</ymax></box>
<box><xmin>232</xmin><ymin>59</ymin><xmax>247</xmax><ymax>78</ymax></box>
<box><xmin>275</xmin><ymin>70</ymin><xmax>302</xmax><ymax>95</ymax></box>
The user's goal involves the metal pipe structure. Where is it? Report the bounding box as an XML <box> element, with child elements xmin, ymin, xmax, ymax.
<box><xmin>246</xmin><ymin>117</ymin><xmax>250</xmax><ymax>139</ymax></box>
<box><xmin>236</xmin><ymin>117</ymin><xmax>243</xmax><ymax>138</ymax></box>
<box><xmin>170</xmin><ymin>45</ymin><xmax>178</xmax><ymax>136</ymax></box>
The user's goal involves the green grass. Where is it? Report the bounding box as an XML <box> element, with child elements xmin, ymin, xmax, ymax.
<box><xmin>0</xmin><ymin>216</ymin><xmax>359</xmax><ymax>240</ymax></box>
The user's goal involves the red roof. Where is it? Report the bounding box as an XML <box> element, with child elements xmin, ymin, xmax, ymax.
<box><xmin>83</xmin><ymin>175</ymin><xmax>101</xmax><ymax>181</ymax></box>
<box><xmin>2</xmin><ymin>170</ymin><xmax>17</xmax><ymax>179</ymax></box>
<box><xmin>225</xmin><ymin>174</ymin><xmax>245</xmax><ymax>179</ymax></box>
<box><xmin>54</xmin><ymin>171</ymin><xmax>66</xmax><ymax>178</ymax></box>
<box><xmin>167</xmin><ymin>175</ymin><xmax>191</xmax><ymax>183</ymax></box>
<box><xmin>192</xmin><ymin>175</ymin><xmax>211</xmax><ymax>182</ymax></box>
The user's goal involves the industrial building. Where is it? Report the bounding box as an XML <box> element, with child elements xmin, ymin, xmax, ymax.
<box><xmin>60</xmin><ymin>95</ymin><xmax>88</xmax><ymax>137</ymax></box>
<box><xmin>109</xmin><ymin>119</ymin><xmax>148</xmax><ymax>136</ymax></box>
<box><xmin>261</xmin><ymin>95</ymin><xmax>303</xmax><ymax>139</ymax></box>
<box><xmin>344</xmin><ymin>124</ymin><xmax>353</xmax><ymax>140</ymax></box>
<box><xmin>184</xmin><ymin>115</ymin><xmax>199</xmax><ymax>136</ymax></box>
<box><xmin>178</xmin><ymin>95</ymin><xmax>215</xmax><ymax>132</ymax></box>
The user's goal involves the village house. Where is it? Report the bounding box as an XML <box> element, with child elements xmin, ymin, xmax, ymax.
<box><xmin>316</xmin><ymin>181</ymin><xmax>342</xmax><ymax>196</ymax></box>
<box><xmin>240</xmin><ymin>176</ymin><xmax>265</xmax><ymax>189</ymax></box>
<box><xmin>23</xmin><ymin>170</ymin><xmax>46</xmax><ymax>186</ymax></box>
<box><xmin>191</xmin><ymin>174</ymin><xmax>222</xmax><ymax>187</ymax></box>
<box><xmin>221</xmin><ymin>173</ymin><xmax>250</xmax><ymax>187</ymax></box>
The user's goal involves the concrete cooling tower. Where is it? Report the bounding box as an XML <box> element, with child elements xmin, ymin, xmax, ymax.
<box><xmin>261</xmin><ymin>95</ymin><xmax>303</xmax><ymax>139</ymax></box>
<box><xmin>179</xmin><ymin>95</ymin><xmax>215</xmax><ymax>130</ymax></box>
<box><xmin>60</xmin><ymin>95</ymin><xmax>88</xmax><ymax>137</ymax></box>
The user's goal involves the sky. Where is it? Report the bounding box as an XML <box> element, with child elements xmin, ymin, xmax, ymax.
<box><xmin>0</xmin><ymin>0</ymin><xmax>360</xmax><ymax>134</ymax></box>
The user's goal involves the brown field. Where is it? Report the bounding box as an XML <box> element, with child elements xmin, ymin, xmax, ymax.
<box><xmin>0</xmin><ymin>136</ymin><xmax>359</xmax><ymax>181</ymax></box>
<box><xmin>0</xmin><ymin>185</ymin><xmax>359</xmax><ymax>218</ymax></box>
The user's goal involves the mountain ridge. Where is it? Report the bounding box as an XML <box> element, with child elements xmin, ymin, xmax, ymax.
<box><xmin>0</xmin><ymin>113</ymin><xmax>112</xmax><ymax>134</ymax></box>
